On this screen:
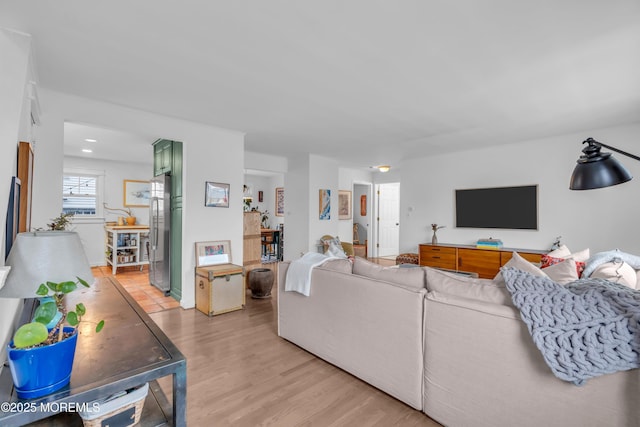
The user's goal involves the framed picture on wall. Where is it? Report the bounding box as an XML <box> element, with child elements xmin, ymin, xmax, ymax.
<box><xmin>5</xmin><ymin>176</ymin><xmax>21</xmax><ymax>259</ymax></box>
<box><xmin>123</xmin><ymin>180</ymin><xmax>150</xmax><ymax>207</ymax></box>
<box><xmin>275</xmin><ymin>187</ymin><xmax>284</xmax><ymax>216</ymax></box>
<box><xmin>205</xmin><ymin>182</ymin><xmax>230</xmax><ymax>207</ymax></box>
<box><xmin>319</xmin><ymin>189</ymin><xmax>331</xmax><ymax>220</ymax></box>
<box><xmin>338</xmin><ymin>190</ymin><xmax>352</xmax><ymax>220</ymax></box>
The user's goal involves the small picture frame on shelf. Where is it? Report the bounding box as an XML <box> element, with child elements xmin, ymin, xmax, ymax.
<box><xmin>195</xmin><ymin>240</ymin><xmax>231</xmax><ymax>267</ymax></box>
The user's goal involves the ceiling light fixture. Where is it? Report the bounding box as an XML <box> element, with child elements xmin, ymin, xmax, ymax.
<box><xmin>84</xmin><ymin>138</ymin><xmax>97</xmax><ymax>142</ymax></box>
<box><xmin>82</xmin><ymin>149</ymin><xmax>93</xmax><ymax>153</ymax></box>
<box><xmin>377</xmin><ymin>165</ymin><xmax>391</xmax><ymax>173</ymax></box>
<box><xmin>569</xmin><ymin>137</ymin><xmax>638</xmax><ymax>190</ymax></box>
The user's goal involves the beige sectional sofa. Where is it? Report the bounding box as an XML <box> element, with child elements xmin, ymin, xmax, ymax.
<box><xmin>277</xmin><ymin>257</ymin><xmax>640</xmax><ymax>427</ymax></box>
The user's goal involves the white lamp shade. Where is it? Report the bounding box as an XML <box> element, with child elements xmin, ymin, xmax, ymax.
<box><xmin>0</xmin><ymin>231</ymin><xmax>94</xmax><ymax>298</ymax></box>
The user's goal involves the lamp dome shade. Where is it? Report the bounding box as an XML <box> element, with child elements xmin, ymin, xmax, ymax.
<box><xmin>570</xmin><ymin>153</ymin><xmax>632</xmax><ymax>190</ymax></box>
<box><xmin>0</xmin><ymin>231</ymin><xmax>93</xmax><ymax>298</ymax></box>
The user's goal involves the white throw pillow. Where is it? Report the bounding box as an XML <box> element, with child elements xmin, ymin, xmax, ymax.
<box><xmin>504</xmin><ymin>251</ymin><xmax>548</xmax><ymax>277</ymax></box>
<box><xmin>542</xmin><ymin>258</ymin><xmax>579</xmax><ymax>285</ymax></box>
<box><xmin>548</xmin><ymin>245</ymin><xmax>571</xmax><ymax>258</ymax></box>
<box><xmin>493</xmin><ymin>252</ymin><xmax>548</xmax><ymax>288</ymax></box>
<box><xmin>547</xmin><ymin>245</ymin><xmax>590</xmax><ymax>262</ymax></box>
<box><xmin>591</xmin><ymin>261</ymin><xmax>637</xmax><ymax>289</ymax></box>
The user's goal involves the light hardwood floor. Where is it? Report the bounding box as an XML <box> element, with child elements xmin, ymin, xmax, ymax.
<box><xmin>100</xmin><ymin>260</ymin><xmax>441</xmax><ymax>426</ymax></box>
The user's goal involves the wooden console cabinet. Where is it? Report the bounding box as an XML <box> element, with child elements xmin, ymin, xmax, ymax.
<box><xmin>419</xmin><ymin>243</ymin><xmax>546</xmax><ymax>279</ymax></box>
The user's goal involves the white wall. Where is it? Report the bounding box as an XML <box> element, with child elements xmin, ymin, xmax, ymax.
<box><xmin>63</xmin><ymin>156</ymin><xmax>153</xmax><ymax>266</ymax></box>
<box><xmin>33</xmin><ymin>89</ymin><xmax>245</xmax><ymax>309</ymax></box>
<box><xmin>283</xmin><ymin>154</ymin><xmax>310</xmax><ymax>258</ymax></box>
<box><xmin>0</xmin><ymin>28</ymin><xmax>33</xmax><ymax>372</ymax></box>
<box><xmin>399</xmin><ymin>124</ymin><xmax>640</xmax><ymax>256</ymax></box>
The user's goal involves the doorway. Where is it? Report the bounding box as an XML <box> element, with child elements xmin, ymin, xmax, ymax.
<box><xmin>352</xmin><ymin>183</ymin><xmax>371</xmax><ymax>257</ymax></box>
<box><xmin>376</xmin><ymin>182</ymin><xmax>400</xmax><ymax>258</ymax></box>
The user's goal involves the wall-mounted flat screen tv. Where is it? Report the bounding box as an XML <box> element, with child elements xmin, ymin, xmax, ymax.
<box><xmin>455</xmin><ymin>185</ymin><xmax>538</xmax><ymax>230</ymax></box>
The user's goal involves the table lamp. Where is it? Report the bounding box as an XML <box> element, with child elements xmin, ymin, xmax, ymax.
<box><xmin>570</xmin><ymin>137</ymin><xmax>640</xmax><ymax>190</ymax></box>
<box><xmin>0</xmin><ymin>231</ymin><xmax>94</xmax><ymax>299</ymax></box>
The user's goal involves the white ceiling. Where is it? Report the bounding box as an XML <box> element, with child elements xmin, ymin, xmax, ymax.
<box><xmin>3</xmin><ymin>1</ymin><xmax>640</xmax><ymax>169</ymax></box>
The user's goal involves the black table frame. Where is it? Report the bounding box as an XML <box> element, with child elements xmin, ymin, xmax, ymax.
<box><xmin>0</xmin><ymin>277</ymin><xmax>186</xmax><ymax>427</ymax></box>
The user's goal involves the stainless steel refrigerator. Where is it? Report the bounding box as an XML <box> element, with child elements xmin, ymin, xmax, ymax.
<box><xmin>149</xmin><ymin>174</ymin><xmax>171</xmax><ymax>294</ymax></box>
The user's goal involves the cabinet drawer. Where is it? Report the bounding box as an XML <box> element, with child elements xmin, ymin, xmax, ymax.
<box><xmin>420</xmin><ymin>245</ymin><xmax>456</xmax><ymax>256</ymax></box>
<box><xmin>419</xmin><ymin>246</ymin><xmax>456</xmax><ymax>269</ymax></box>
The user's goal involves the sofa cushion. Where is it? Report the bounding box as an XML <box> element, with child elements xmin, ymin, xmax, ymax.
<box><xmin>352</xmin><ymin>256</ymin><xmax>425</xmax><ymax>290</ymax></box>
<box><xmin>425</xmin><ymin>267</ymin><xmax>513</xmax><ymax>306</ymax></box>
<box><xmin>591</xmin><ymin>260</ymin><xmax>637</xmax><ymax>289</ymax></box>
<box><xmin>317</xmin><ymin>258</ymin><xmax>353</xmax><ymax>274</ymax></box>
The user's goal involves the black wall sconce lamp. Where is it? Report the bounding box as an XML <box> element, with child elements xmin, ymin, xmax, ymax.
<box><xmin>569</xmin><ymin>137</ymin><xmax>640</xmax><ymax>190</ymax></box>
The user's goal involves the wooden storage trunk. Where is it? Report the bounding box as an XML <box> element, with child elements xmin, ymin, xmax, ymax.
<box><xmin>195</xmin><ymin>264</ymin><xmax>245</xmax><ymax>316</ymax></box>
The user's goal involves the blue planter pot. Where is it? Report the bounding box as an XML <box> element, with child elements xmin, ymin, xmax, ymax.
<box><xmin>7</xmin><ymin>327</ymin><xmax>78</xmax><ymax>399</ymax></box>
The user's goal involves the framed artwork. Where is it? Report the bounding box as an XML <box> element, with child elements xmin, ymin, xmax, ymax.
<box><xmin>319</xmin><ymin>189</ymin><xmax>331</xmax><ymax>220</ymax></box>
<box><xmin>360</xmin><ymin>195</ymin><xmax>367</xmax><ymax>216</ymax></box>
<box><xmin>275</xmin><ymin>187</ymin><xmax>284</xmax><ymax>216</ymax></box>
<box><xmin>258</xmin><ymin>190</ymin><xmax>264</xmax><ymax>203</ymax></box>
<box><xmin>5</xmin><ymin>176</ymin><xmax>21</xmax><ymax>259</ymax></box>
<box><xmin>205</xmin><ymin>182</ymin><xmax>230</xmax><ymax>207</ymax></box>
<box><xmin>123</xmin><ymin>180</ymin><xmax>150</xmax><ymax>207</ymax></box>
<box><xmin>338</xmin><ymin>190</ymin><xmax>352</xmax><ymax>220</ymax></box>
<box><xmin>195</xmin><ymin>240</ymin><xmax>231</xmax><ymax>267</ymax></box>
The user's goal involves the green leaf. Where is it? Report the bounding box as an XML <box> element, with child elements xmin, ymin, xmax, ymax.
<box><xmin>59</xmin><ymin>281</ymin><xmax>77</xmax><ymax>294</ymax></box>
<box><xmin>95</xmin><ymin>320</ymin><xmax>105</xmax><ymax>333</ymax></box>
<box><xmin>33</xmin><ymin>301</ymin><xmax>57</xmax><ymax>325</ymax></box>
<box><xmin>46</xmin><ymin>281</ymin><xmax>58</xmax><ymax>292</ymax></box>
<box><xmin>75</xmin><ymin>303</ymin><xmax>86</xmax><ymax>316</ymax></box>
<box><xmin>67</xmin><ymin>311</ymin><xmax>79</xmax><ymax>326</ymax></box>
<box><xmin>36</xmin><ymin>284</ymin><xmax>49</xmax><ymax>296</ymax></box>
<box><xmin>77</xmin><ymin>277</ymin><xmax>90</xmax><ymax>288</ymax></box>
<box><xmin>13</xmin><ymin>322</ymin><xmax>48</xmax><ymax>348</ymax></box>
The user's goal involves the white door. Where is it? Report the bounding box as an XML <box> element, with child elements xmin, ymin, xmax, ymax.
<box><xmin>377</xmin><ymin>183</ymin><xmax>400</xmax><ymax>257</ymax></box>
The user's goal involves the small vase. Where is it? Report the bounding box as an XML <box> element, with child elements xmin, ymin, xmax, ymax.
<box><xmin>126</xmin><ymin>216</ymin><xmax>136</xmax><ymax>226</ymax></box>
<box><xmin>432</xmin><ymin>232</ymin><xmax>438</xmax><ymax>245</ymax></box>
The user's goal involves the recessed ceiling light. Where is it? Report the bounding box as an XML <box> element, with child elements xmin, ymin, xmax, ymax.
<box><xmin>82</xmin><ymin>149</ymin><xmax>93</xmax><ymax>153</ymax></box>
<box><xmin>84</xmin><ymin>138</ymin><xmax>97</xmax><ymax>142</ymax></box>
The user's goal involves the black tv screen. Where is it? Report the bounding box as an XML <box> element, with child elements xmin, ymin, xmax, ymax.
<box><xmin>455</xmin><ymin>185</ymin><xmax>538</xmax><ymax>230</ymax></box>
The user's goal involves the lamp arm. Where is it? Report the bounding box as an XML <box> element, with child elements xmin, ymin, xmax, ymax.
<box><xmin>585</xmin><ymin>138</ymin><xmax>640</xmax><ymax>162</ymax></box>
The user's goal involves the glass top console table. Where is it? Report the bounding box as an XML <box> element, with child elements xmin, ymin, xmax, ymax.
<box><xmin>0</xmin><ymin>276</ymin><xmax>186</xmax><ymax>426</ymax></box>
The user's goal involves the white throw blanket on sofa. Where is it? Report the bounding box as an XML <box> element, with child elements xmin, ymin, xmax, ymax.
<box><xmin>285</xmin><ymin>252</ymin><xmax>337</xmax><ymax>296</ymax></box>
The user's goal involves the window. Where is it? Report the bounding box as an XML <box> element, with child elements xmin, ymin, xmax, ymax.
<box><xmin>62</xmin><ymin>172</ymin><xmax>103</xmax><ymax>216</ymax></box>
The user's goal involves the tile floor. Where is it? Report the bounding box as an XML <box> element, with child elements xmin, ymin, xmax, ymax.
<box><xmin>92</xmin><ymin>265</ymin><xmax>181</xmax><ymax>314</ymax></box>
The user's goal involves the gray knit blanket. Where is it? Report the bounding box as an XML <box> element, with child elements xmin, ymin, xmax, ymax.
<box><xmin>502</xmin><ymin>267</ymin><xmax>640</xmax><ymax>385</ymax></box>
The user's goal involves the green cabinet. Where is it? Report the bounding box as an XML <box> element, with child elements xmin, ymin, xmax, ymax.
<box><xmin>152</xmin><ymin>139</ymin><xmax>183</xmax><ymax>301</ymax></box>
<box><xmin>154</xmin><ymin>139</ymin><xmax>173</xmax><ymax>176</ymax></box>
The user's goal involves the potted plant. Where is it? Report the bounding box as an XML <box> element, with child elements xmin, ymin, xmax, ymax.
<box><xmin>261</xmin><ymin>210</ymin><xmax>270</xmax><ymax>229</ymax></box>
<box><xmin>7</xmin><ymin>277</ymin><xmax>104</xmax><ymax>399</ymax></box>
<box><xmin>103</xmin><ymin>204</ymin><xmax>136</xmax><ymax>225</ymax></box>
<box><xmin>47</xmin><ymin>212</ymin><xmax>75</xmax><ymax>231</ymax></box>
